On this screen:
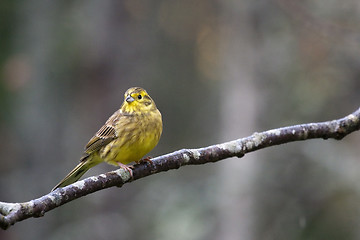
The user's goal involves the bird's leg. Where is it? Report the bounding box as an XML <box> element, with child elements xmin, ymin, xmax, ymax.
<box><xmin>117</xmin><ymin>162</ymin><xmax>133</xmax><ymax>178</ymax></box>
<box><xmin>135</xmin><ymin>156</ymin><xmax>153</xmax><ymax>165</ymax></box>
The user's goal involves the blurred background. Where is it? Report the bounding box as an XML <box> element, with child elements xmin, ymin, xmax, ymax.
<box><xmin>1</xmin><ymin>0</ymin><xmax>360</xmax><ymax>239</ymax></box>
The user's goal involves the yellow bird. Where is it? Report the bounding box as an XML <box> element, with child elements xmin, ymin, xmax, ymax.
<box><xmin>52</xmin><ymin>87</ymin><xmax>162</xmax><ymax>191</ymax></box>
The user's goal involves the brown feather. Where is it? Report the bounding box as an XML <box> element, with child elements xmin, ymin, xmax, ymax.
<box><xmin>52</xmin><ymin>87</ymin><xmax>162</xmax><ymax>191</ymax></box>
<box><xmin>81</xmin><ymin>111</ymin><xmax>120</xmax><ymax>159</ymax></box>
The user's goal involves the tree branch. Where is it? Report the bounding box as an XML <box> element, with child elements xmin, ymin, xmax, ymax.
<box><xmin>1</xmin><ymin>107</ymin><xmax>360</xmax><ymax>230</ymax></box>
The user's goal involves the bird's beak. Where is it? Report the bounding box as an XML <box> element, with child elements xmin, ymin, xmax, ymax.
<box><xmin>126</xmin><ymin>95</ymin><xmax>135</xmax><ymax>103</ymax></box>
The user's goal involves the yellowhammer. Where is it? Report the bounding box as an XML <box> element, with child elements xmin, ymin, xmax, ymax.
<box><xmin>52</xmin><ymin>87</ymin><xmax>162</xmax><ymax>191</ymax></box>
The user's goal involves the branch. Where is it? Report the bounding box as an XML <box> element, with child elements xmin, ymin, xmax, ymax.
<box><xmin>1</xmin><ymin>108</ymin><xmax>360</xmax><ymax>230</ymax></box>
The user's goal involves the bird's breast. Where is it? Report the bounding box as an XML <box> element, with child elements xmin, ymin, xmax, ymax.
<box><xmin>100</xmin><ymin>109</ymin><xmax>162</xmax><ymax>165</ymax></box>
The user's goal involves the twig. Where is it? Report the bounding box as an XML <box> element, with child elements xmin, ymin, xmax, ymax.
<box><xmin>1</xmin><ymin>107</ymin><xmax>359</xmax><ymax>230</ymax></box>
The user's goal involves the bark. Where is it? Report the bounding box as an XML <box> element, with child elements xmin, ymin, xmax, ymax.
<box><xmin>1</xmin><ymin>107</ymin><xmax>359</xmax><ymax>230</ymax></box>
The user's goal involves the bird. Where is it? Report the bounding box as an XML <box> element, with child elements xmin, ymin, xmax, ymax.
<box><xmin>52</xmin><ymin>87</ymin><xmax>162</xmax><ymax>191</ymax></box>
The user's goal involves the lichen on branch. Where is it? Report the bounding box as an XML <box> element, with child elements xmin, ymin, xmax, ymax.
<box><xmin>0</xmin><ymin>107</ymin><xmax>359</xmax><ymax>230</ymax></box>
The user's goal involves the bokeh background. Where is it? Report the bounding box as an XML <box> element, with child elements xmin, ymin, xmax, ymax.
<box><xmin>1</xmin><ymin>0</ymin><xmax>360</xmax><ymax>239</ymax></box>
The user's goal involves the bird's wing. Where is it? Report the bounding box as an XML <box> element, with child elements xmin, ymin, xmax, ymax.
<box><xmin>81</xmin><ymin>111</ymin><xmax>121</xmax><ymax>161</ymax></box>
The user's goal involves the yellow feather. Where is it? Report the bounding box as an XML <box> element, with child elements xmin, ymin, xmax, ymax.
<box><xmin>52</xmin><ymin>87</ymin><xmax>162</xmax><ymax>191</ymax></box>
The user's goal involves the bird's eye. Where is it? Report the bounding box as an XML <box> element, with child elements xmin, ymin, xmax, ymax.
<box><xmin>138</xmin><ymin>95</ymin><xmax>142</xmax><ymax>100</ymax></box>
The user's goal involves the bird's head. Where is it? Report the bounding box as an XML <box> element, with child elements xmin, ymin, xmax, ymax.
<box><xmin>121</xmin><ymin>87</ymin><xmax>157</xmax><ymax>114</ymax></box>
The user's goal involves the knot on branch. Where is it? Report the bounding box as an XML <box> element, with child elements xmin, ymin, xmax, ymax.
<box><xmin>0</xmin><ymin>107</ymin><xmax>359</xmax><ymax>230</ymax></box>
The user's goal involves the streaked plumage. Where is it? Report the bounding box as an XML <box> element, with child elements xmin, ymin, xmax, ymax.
<box><xmin>52</xmin><ymin>87</ymin><xmax>162</xmax><ymax>191</ymax></box>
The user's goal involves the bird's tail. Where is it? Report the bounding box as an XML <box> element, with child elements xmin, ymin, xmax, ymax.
<box><xmin>52</xmin><ymin>157</ymin><xmax>101</xmax><ymax>191</ymax></box>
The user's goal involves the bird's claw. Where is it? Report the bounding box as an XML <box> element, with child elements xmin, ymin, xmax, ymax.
<box><xmin>136</xmin><ymin>156</ymin><xmax>153</xmax><ymax>165</ymax></box>
<box><xmin>117</xmin><ymin>162</ymin><xmax>133</xmax><ymax>178</ymax></box>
